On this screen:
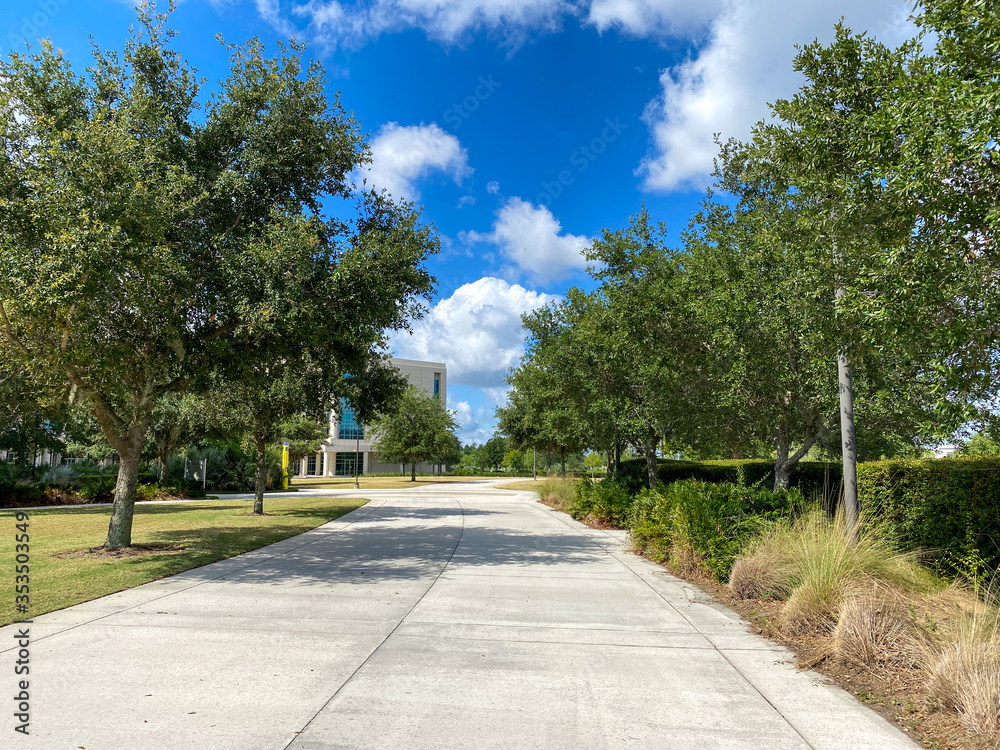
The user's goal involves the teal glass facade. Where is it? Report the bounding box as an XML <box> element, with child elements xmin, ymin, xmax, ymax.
<box><xmin>337</xmin><ymin>398</ymin><xmax>364</xmax><ymax>440</ymax></box>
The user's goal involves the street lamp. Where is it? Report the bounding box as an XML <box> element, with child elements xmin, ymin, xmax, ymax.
<box><xmin>354</xmin><ymin>431</ymin><xmax>360</xmax><ymax>490</ymax></box>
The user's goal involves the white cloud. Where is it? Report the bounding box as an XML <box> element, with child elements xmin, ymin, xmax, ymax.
<box><xmin>391</xmin><ymin>276</ymin><xmax>558</xmax><ymax>388</ymax></box>
<box><xmin>447</xmin><ymin>397</ymin><xmax>498</xmax><ymax>444</ymax></box>
<box><xmin>586</xmin><ymin>0</ymin><xmax>723</xmax><ymax>37</ymax></box>
<box><xmin>638</xmin><ymin>0</ymin><xmax>918</xmax><ymax>191</ymax></box>
<box><xmin>486</xmin><ymin>180</ymin><xmax>501</xmax><ymax>194</ymax></box>
<box><xmin>292</xmin><ymin>0</ymin><xmax>570</xmax><ymax>49</ymax></box>
<box><xmin>457</xmin><ymin>195</ymin><xmax>476</xmax><ymax>208</ymax></box>
<box><xmin>356</xmin><ymin>122</ymin><xmax>471</xmax><ymax>201</ymax></box>
<box><xmin>464</xmin><ymin>197</ymin><xmax>591</xmax><ymax>283</ymax></box>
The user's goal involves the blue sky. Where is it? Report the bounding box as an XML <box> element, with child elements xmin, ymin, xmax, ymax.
<box><xmin>2</xmin><ymin>0</ymin><xmax>917</xmax><ymax>442</ymax></box>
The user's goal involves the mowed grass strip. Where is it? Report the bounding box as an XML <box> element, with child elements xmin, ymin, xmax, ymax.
<box><xmin>292</xmin><ymin>476</ymin><xmax>494</xmax><ymax>490</ymax></box>
<box><xmin>0</xmin><ymin>496</ymin><xmax>368</xmax><ymax>626</ymax></box>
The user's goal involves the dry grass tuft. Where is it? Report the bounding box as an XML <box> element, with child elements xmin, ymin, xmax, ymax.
<box><xmin>728</xmin><ymin>509</ymin><xmax>940</xmax><ymax>636</ymax></box>
<box><xmin>729</xmin><ymin>549</ymin><xmax>795</xmax><ymax>600</ymax></box>
<box><xmin>832</xmin><ymin>583</ymin><xmax>920</xmax><ymax>669</ymax></box>
<box><xmin>924</xmin><ymin>597</ymin><xmax>1000</xmax><ymax>736</ymax></box>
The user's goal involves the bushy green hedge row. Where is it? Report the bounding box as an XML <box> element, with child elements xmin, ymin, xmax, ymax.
<box><xmin>628</xmin><ymin>480</ymin><xmax>802</xmax><ymax>580</ymax></box>
<box><xmin>618</xmin><ymin>458</ymin><xmax>841</xmax><ymax>498</ymax></box>
<box><xmin>859</xmin><ymin>457</ymin><xmax>1000</xmax><ymax>578</ymax></box>
<box><xmin>610</xmin><ymin>456</ymin><xmax>1000</xmax><ymax>581</ymax></box>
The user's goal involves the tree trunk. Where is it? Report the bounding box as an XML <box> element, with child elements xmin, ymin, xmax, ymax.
<box><xmin>155</xmin><ymin>424</ymin><xmax>181</xmax><ymax>484</ymax></box>
<box><xmin>838</xmin><ymin>351</ymin><xmax>859</xmax><ymax>536</ymax></box>
<box><xmin>614</xmin><ymin>440</ymin><xmax>621</xmax><ymax>477</ymax></box>
<box><xmin>644</xmin><ymin>440</ymin><xmax>658</xmax><ymax>489</ymax></box>
<box><xmin>773</xmin><ymin>438</ymin><xmax>791</xmax><ymax>492</ymax></box>
<box><xmin>410</xmin><ymin>462</ymin><xmax>416</xmax><ymax>482</ymax></box>
<box><xmin>104</xmin><ymin>424</ymin><xmax>147</xmax><ymax>549</ymax></box>
<box><xmin>252</xmin><ymin>437</ymin><xmax>267</xmax><ymax>515</ymax></box>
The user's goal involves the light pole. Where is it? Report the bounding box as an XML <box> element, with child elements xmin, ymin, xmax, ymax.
<box><xmin>354</xmin><ymin>432</ymin><xmax>360</xmax><ymax>490</ymax></box>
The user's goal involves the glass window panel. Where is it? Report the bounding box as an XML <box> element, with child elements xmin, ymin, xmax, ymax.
<box><xmin>337</xmin><ymin>398</ymin><xmax>365</xmax><ymax>440</ymax></box>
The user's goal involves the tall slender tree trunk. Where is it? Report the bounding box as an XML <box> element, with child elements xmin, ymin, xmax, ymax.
<box><xmin>410</xmin><ymin>461</ymin><xmax>416</xmax><ymax>482</ymax></box>
<box><xmin>104</xmin><ymin>423</ymin><xmax>148</xmax><ymax>549</ymax></box>
<box><xmin>252</xmin><ymin>437</ymin><xmax>267</xmax><ymax>515</ymax></box>
<box><xmin>838</xmin><ymin>352</ymin><xmax>859</xmax><ymax>535</ymax></box>
<box><xmin>773</xmin><ymin>438</ymin><xmax>791</xmax><ymax>492</ymax></box>
<box><xmin>644</xmin><ymin>438</ymin><xmax>658</xmax><ymax>489</ymax></box>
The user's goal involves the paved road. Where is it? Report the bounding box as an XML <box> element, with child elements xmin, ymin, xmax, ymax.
<box><xmin>2</xmin><ymin>482</ymin><xmax>918</xmax><ymax>749</ymax></box>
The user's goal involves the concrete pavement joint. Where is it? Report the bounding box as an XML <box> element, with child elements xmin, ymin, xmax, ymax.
<box><xmin>283</xmin><ymin>498</ymin><xmax>468</xmax><ymax>750</ymax></box>
<box><xmin>529</xmin><ymin>495</ymin><xmax>822</xmax><ymax>750</ymax></box>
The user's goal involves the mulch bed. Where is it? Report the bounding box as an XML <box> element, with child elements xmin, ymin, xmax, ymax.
<box><xmin>54</xmin><ymin>543</ymin><xmax>187</xmax><ymax>559</ymax></box>
<box><xmin>0</xmin><ymin>490</ymin><xmax>201</xmax><ymax>509</ymax></box>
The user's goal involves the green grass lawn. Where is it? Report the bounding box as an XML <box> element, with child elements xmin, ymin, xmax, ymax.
<box><xmin>0</xmin><ymin>496</ymin><xmax>367</xmax><ymax>626</ymax></box>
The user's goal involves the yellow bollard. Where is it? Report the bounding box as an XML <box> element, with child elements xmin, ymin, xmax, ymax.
<box><xmin>281</xmin><ymin>443</ymin><xmax>289</xmax><ymax>490</ymax></box>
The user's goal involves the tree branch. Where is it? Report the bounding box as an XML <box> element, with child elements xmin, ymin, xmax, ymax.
<box><xmin>0</xmin><ymin>299</ymin><xmax>31</xmax><ymax>356</ymax></box>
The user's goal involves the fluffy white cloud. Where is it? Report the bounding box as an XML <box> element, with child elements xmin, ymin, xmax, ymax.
<box><xmin>464</xmin><ymin>197</ymin><xmax>590</xmax><ymax>283</ymax></box>
<box><xmin>486</xmin><ymin>180</ymin><xmax>501</xmax><ymax>195</ymax></box>
<box><xmin>638</xmin><ymin>0</ymin><xmax>917</xmax><ymax>191</ymax></box>
<box><xmin>391</xmin><ymin>276</ymin><xmax>558</xmax><ymax>388</ymax></box>
<box><xmin>356</xmin><ymin>122</ymin><xmax>471</xmax><ymax>201</ymax></box>
<box><xmin>447</xmin><ymin>397</ymin><xmax>499</xmax><ymax>444</ymax></box>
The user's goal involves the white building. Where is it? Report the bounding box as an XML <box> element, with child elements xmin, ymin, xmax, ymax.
<box><xmin>295</xmin><ymin>358</ymin><xmax>448</xmax><ymax>478</ymax></box>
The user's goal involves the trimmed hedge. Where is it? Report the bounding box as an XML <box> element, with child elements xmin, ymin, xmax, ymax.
<box><xmin>619</xmin><ymin>457</ymin><xmax>841</xmax><ymax>498</ymax></box>
<box><xmin>617</xmin><ymin>456</ymin><xmax>1000</xmax><ymax>580</ymax></box>
<box><xmin>858</xmin><ymin>457</ymin><xmax>1000</xmax><ymax>579</ymax></box>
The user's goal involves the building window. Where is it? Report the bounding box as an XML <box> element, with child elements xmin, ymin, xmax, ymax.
<box><xmin>337</xmin><ymin>398</ymin><xmax>364</xmax><ymax>440</ymax></box>
<box><xmin>433</xmin><ymin>373</ymin><xmax>440</xmax><ymax>399</ymax></box>
<box><xmin>306</xmin><ymin>455</ymin><xmax>317</xmax><ymax>475</ymax></box>
<box><xmin>335</xmin><ymin>452</ymin><xmax>362</xmax><ymax>477</ymax></box>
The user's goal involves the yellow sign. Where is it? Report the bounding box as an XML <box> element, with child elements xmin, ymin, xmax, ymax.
<box><xmin>281</xmin><ymin>443</ymin><xmax>289</xmax><ymax>490</ymax></box>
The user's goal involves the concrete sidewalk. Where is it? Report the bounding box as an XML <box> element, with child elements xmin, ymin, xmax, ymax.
<box><xmin>1</xmin><ymin>484</ymin><xmax>918</xmax><ymax>749</ymax></box>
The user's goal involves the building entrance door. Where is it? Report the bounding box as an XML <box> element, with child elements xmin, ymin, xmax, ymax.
<box><xmin>335</xmin><ymin>452</ymin><xmax>362</xmax><ymax>477</ymax></box>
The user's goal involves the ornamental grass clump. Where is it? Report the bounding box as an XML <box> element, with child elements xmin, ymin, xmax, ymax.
<box><xmin>831</xmin><ymin>583</ymin><xmax>920</xmax><ymax>669</ymax></box>
<box><xmin>730</xmin><ymin>509</ymin><xmax>939</xmax><ymax>635</ymax></box>
<box><xmin>537</xmin><ymin>475</ymin><xmax>576</xmax><ymax>513</ymax></box>
<box><xmin>925</xmin><ymin>593</ymin><xmax>1000</xmax><ymax>736</ymax></box>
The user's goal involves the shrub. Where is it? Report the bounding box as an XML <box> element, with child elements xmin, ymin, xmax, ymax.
<box><xmin>570</xmin><ymin>478</ymin><xmax>632</xmax><ymax>526</ymax></box>
<box><xmin>628</xmin><ymin>480</ymin><xmax>801</xmax><ymax>581</ymax></box>
<box><xmin>0</xmin><ymin>485</ymin><xmax>47</xmax><ymax>507</ymax></box>
<box><xmin>136</xmin><ymin>483</ymin><xmax>159</xmax><ymax>501</ymax></box>
<box><xmin>858</xmin><ymin>457</ymin><xmax>1000</xmax><ymax>579</ymax></box>
<box><xmin>79</xmin><ymin>474</ymin><xmax>116</xmax><ymax>502</ymax></box>
<box><xmin>40</xmin><ymin>465</ymin><xmax>79</xmax><ymax>486</ymax></box>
